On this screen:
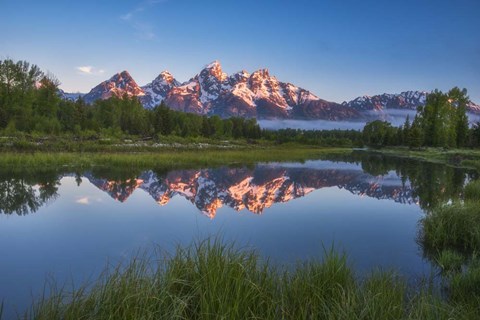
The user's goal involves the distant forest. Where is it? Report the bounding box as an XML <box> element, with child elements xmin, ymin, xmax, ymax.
<box><xmin>1</xmin><ymin>58</ymin><xmax>479</xmax><ymax>148</ymax></box>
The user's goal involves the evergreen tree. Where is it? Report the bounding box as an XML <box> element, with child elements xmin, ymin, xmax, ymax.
<box><xmin>409</xmin><ymin>116</ymin><xmax>423</xmax><ymax>148</ymax></box>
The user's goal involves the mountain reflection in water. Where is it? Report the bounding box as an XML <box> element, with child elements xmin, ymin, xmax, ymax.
<box><xmin>84</xmin><ymin>165</ymin><xmax>417</xmax><ymax>218</ymax></box>
<box><xmin>0</xmin><ymin>153</ymin><xmax>474</xmax><ymax>217</ymax></box>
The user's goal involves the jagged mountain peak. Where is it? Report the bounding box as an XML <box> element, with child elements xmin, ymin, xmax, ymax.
<box><xmin>115</xmin><ymin>70</ymin><xmax>132</xmax><ymax>77</ymax></box>
<box><xmin>343</xmin><ymin>90</ymin><xmax>428</xmax><ymax>111</ymax></box>
<box><xmin>200</xmin><ymin>60</ymin><xmax>227</xmax><ymax>82</ymax></box>
<box><xmin>109</xmin><ymin>70</ymin><xmax>135</xmax><ymax>83</ymax></box>
<box><xmin>83</xmin><ymin>70</ymin><xmax>144</xmax><ymax>104</ymax></box>
<box><xmin>251</xmin><ymin>68</ymin><xmax>270</xmax><ymax>79</ymax></box>
<box><xmin>204</xmin><ymin>60</ymin><xmax>222</xmax><ymax>69</ymax></box>
<box><xmin>234</xmin><ymin>70</ymin><xmax>250</xmax><ymax>77</ymax></box>
<box><xmin>140</xmin><ymin>71</ymin><xmax>181</xmax><ymax>109</ymax></box>
<box><xmin>152</xmin><ymin>70</ymin><xmax>179</xmax><ymax>85</ymax></box>
<box><xmin>228</xmin><ymin>70</ymin><xmax>250</xmax><ymax>85</ymax></box>
<box><xmin>78</xmin><ymin>63</ymin><xmax>364</xmax><ymax>120</ymax></box>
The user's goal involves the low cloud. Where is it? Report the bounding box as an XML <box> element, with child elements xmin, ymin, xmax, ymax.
<box><xmin>76</xmin><ymin>66</ymin><xmax>106</xmax><ymax>76</ymax></box>
<box><xmin>75</xmin><ymin>196</ymin><xmax>103</xmax><ymax>205</ymax></box>
<box><xmin>259</xmin><ymin>110</ymin><xmax>480</xmax><ymax>131</ymax></box>
<box><xmin>75</xmin><ymin>197</ymin><xmax>90</xmax><ymax>205</ymax></box>
<box><xmin>259</xmin><ymin>119</ymin><xmax>366</xmax><ymax>131</ymax></box>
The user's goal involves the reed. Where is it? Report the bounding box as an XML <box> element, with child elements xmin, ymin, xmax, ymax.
<box><xmin>17</xmin><ymin>240</ymin><xmax>480</xmax><ymax>320</ymax></box>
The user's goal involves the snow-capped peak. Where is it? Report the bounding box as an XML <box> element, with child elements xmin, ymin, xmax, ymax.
<box><xmin>140</xmin><ymin>70</ymin><xmax>180</xmax><ymax>109</ymax></box>
<box><xmin>204</xmin><ymin>60</ymin><xmax>221</xmax><ymax>69</ymax></box>
<box><xmin>251</xmin><ymin>68</ymin><xmax>270</xmax><ymax>79</ymax></box>
<box><xmin>200</xmin><ymin>60</ymin><xmax>227</xmax><ymax>82</ymax></box>
<box><xmin>83</xmin><ymin>70</ymin><xmax>144</xmax><ymax>104</ymax></box>
<box><xmin>80</xmin><ymin>62</ymin><xmax>359</xmax><ymax>120</ymax></box>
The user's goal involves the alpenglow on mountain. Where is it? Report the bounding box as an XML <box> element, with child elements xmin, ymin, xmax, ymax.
<box><xmin>80</xmin><ymin>61</ymin><xmax>480</xmax><ymax>120</ymax></box>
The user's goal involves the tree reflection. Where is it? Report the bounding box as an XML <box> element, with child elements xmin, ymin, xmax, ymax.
<box><xmin>327</xmin><ymin>151</ymin><xmax>476</xmax><ymax>210</ymax></box>
<box><xmin>0</xmin><ymin>171</ymin><xmax>60</xmax><ymax>215</ymax></box>
<box><xmin>0</xmin><ymin>152</ymin><xmax>475</xmax><ymax>216</ymax></box>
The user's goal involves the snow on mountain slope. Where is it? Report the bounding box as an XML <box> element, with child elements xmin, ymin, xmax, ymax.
<box><xmin>83</xmin><ymin>164</ymin><xmax>417</xmax><ymax>218</ymax></box>
<box><xmin>141</xmin><ymin>71</ymin><xmax>180</xmax><ymax>109</ymax></box>
<box><xmin>80</xmin><ymin>61</ymin><xmax>359</xmax><ymax>120</ymax></box>
<box><xmin>342</xmin><ymin>91</ymin><xmax>428</xmax><ymax>111</ymax></box>
<box><xmin>83</xmin><ymin>71</ymin><xmax>144</xmax><ymax>104</ymax></box>
<box><xmin>58</xmin><ymin>89</ymin><xmax>84</xmax><ymax>101</ymax></box>
<box><xmin>76</xmin><ymin>62</ymin><xmax>478</xmax><ymax>121</ymax></box>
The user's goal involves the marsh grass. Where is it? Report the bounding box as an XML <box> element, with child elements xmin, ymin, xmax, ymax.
<box><xmin>0</xmin><ymin>148</ymin><xmax>350</xmax><ymax>172</ymax></box>
<box><xmin>435</xmin><ymin>250</ymin><xmax>465</xmax><ymax>274</ymax></box>
<box><xmin>368</xmin><ymin>147</ymin><xmax>480</xmax><ymax>170</ymax></box>
<box><xmin>462</xmin><ymin>159</ymin><xmax>480</xmax><ymax>172</ymax></box>
<box><xmin>417</xmin><ymin>178</ymin><xmax>480</xmax><ymax>317</ymax></box>
<box><xmin>450</xmin><ymin>264</ymin><xmax>480</xmax><ymax>302</ymax></box>
<box><xmin>16</xmin><ymin>240</ymin><xmax>480</xmax><ymax>320</ymax></box>
<box><xmin>420</xmin><ymin>202</ymin><xmax>480</xmax><ymax>253</ymax></box>
<box><xmin>464</xmin><ymin>180</ymin><xmax>480</xmax><ymax>202</ymax></box>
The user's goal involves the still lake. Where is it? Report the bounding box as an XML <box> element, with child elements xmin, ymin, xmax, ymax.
<box><xmin>0</xmin><ymin>152</ymin><xmax>475</xmax><ymax>315</ymax></box>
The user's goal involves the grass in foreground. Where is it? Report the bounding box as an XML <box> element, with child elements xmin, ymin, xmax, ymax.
<box><xmin>420</xmin><ymin>202</ymin><xmax>480</xmax><ymax>253</ymax></box>
<box><xmin>18</xmin><ymin>240</ymin><xmax>479</xmax><ymax>320</ymax></box>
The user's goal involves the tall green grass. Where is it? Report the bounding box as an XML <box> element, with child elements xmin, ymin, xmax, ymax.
<box><xmin>0</xmin><ymin>148</ymin><xmax>350</xmax><ymax>172</ymax></box>
<box><xmin>420</xmin><ymin>202</ymin><xmax>480</xmax><ymax>253</ymax></box>
<box><xmin>17</xmin><ymin>240</ymin><xmax>480</xmax><ymax>320</ymax></box>
<box><xmin>418</xmin><ymin>179</ymin><xmax>480</xmax><ymax>315</ymax></box>
<box><xmin>464</xmin><ymin>180</ymin><xmax>480</xmax><ymax>202</ymax></box>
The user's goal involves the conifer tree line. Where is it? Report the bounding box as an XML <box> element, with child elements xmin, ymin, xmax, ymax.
<box><xmin>1</xmin><ymin>58</ymin><xmax>479</xmax><ymax>147</ymax></box>
<box><xmin>362</xmin><ymin>88</ymin><xmax>480</xmax><ymax>148</ymax></box>
<box><xmin>0</xmin><ymin>59</ymin><xmax>261</xmax><ymax>139</ymax></box>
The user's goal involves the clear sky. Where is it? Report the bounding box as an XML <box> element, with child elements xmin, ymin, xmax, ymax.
<box><xmin>1</xmin><ymin>0</ymin><xmax>479</xmax><ymax>103</ymax></box>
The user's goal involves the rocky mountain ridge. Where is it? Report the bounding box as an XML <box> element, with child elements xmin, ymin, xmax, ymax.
<box><xmin>83</xmin><ymin>164</ymin><xmax>417</xmax><ymax>218</ymax></box>
<box><xmin>75</xmin><ymin>61</ymin><xmax>480</xmax><ymax>120</ymax></box>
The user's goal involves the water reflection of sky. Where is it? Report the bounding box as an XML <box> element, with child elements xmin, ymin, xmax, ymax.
<box><xmin>0</xmin><ymin>158</ymin><xmax>471</xmax><ymax>317</ymax></box>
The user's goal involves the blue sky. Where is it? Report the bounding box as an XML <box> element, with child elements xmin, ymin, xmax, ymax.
<box><xmin>1</xmin><ymin>0</ymin><xmax>479</xmax><ymax>103</ymax></box>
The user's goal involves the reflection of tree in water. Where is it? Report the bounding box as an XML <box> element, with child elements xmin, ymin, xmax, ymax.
<box><xmin>328</xmin><ymin>152</ymin><xmax>476</xmax><ymax>211</ymax></box>
<box><xmin>0</xmin><ymin>153</ymin><xmax>476</xmax><ymax>216</ymax></box>
<box><xmin>0</xmin><ymin>171</ymin><xmax>60</xmax><ymax>215</ymax></box>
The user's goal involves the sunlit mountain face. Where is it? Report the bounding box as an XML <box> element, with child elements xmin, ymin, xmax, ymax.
<box><xmin>83</xmin><ymin>165</ymin><xmax>418</xmax><ymax>218</ymax></box>
<box><xmin>0</xmin><ymin>154</ymin><xmax>474</xmax><ymax>217</ymax></box>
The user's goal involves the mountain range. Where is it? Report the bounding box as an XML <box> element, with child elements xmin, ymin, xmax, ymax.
<box><xmin>70</xmin><ymin>61</ymin><xmax>479</xmax><ymax>121</ymax></box>
<box><xmin>83</xmin><ymin>164</ymin><xmax>417</xmax><ymax>218</ymax></box>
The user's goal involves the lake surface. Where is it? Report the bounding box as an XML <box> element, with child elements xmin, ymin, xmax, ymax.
<box><xmin>0</xmin><ymin>152</ymin><xmax>475</xmax><ymax>316</ymax></box>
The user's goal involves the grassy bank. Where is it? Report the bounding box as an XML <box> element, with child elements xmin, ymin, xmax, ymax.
<box><xmin>418</xmin><ymin>178</ymin><xmax>480</xmax><ymax>314</ymax></box>
<box><xmin>12</xmin><ymin>240</ymin><xmax>478</xmax><ymax>320</ymax></box>
<box><xmin>0</xmin><ymin>147</ymin><xmax>351</xmax><ymax>172</ymax></box>
<box><xmin>364</xmin><ymin>147</ymin><xmax>480</xmax><ymax>171</ymax></box>
<box><xmin>0</xmin><ymin>134</ymin><xmax>257</xmax><ymax>153</ymax></box>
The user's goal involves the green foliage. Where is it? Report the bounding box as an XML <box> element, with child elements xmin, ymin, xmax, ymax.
<box><xmin>450</xmin><ymin>264</ymin><xmax>480</xmax><ymax>304</ymax></box>
<box><xmin>363</xmin><ymin>120</ymin><xmax>398</xmax><ymax>147</ymax></box>
<box><xmin>435</xmin><ymin>250</ymin><xmax>464</xmax><ymax>273</ymax></box>
<box><xmin>471</xmin><ymin>122</ymin><xmax>480</xmax><ymax>147</ymax></box>
<box><xmin>413</xmin><ymin>88</ymin><xmax>471</xmax><ymax>148</ymax></box>
<box><xmin>464</xmin><ymin>180</ymin><xmax>480</xmax><ymax>202</ymax></box>
<box><xmin>361</xmin><ymin>88</ymin><xmax>476</xmax><ymax>149</ymax></box>
<box><xmin>2</xmin><ymin>58</ymin><xmax>477</xmax><ymax>150</ymax></box>
<box><xmin>21</xmin><ymin>240</ymin><xmax>480</xmax><ymax>319</ymax></box>
<box><xmin>420</xmin><ymin>202</ymin><xmax>480</xmax><ymax>253</ymax></box>
<box><xmin>262</xmin><ymin>128</ymin><xmax>363</xmax><ymax>147</ymax></box>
